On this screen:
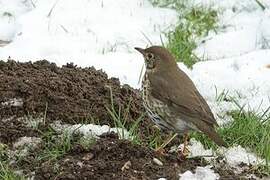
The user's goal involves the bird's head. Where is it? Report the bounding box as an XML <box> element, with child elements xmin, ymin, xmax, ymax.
<box><xmin>135</xmin><ymin>46</ymin><xmax>177</xmax><ymax>73</ymax></box>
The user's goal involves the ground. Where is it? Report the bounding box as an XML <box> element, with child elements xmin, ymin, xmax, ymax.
<box><xmin>0</xmin><ymin>60</ymin><xmax>263</xmax><ymax>179</ymax></box>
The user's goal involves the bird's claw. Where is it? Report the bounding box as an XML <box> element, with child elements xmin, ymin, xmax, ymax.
<box><xmin>155</xmin><ymin>147</ymin><xmax>166</xmax><ymax>156</ymax></box>
<box><xmin>177</xmin><ymin>145</ymin><xmax>190</xmax><ymax>160</ymax></box>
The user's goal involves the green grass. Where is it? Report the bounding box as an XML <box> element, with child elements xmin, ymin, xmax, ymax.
<box><xmin>0</xmin><ymin>125</ymin><xmax>97</xmax><ymax>179</ymax></box>
<box><xmin>107</xmin><ymin>101</ymin><xmax>169</xmax><ymax>150</ymax></box>
<box><xmin>191</xmin><ymin>107</ymin><xmax>270</xmax><ymax>172</ymax></box>
<box><xmin>79</xmin><ymin>136</ymin><xmax>96</xmax><ymax>150</ymax></box>
<box><xmin>106</xmin><ymin>97</ymin><xmax>174</xmax><ymax>150</ymax></box>
<box><xmin>0</xmin><ymin>143</ymin><xmax>8</xmax><ymax>161</ymax></box>
<box><xmin>214</xmin><ymin>87</ymin><xmax>230</xmax><ymax>103</ymax></box>
<box><xmin>150</xmin><ymin>0</ymin><xmax>186</xmax><ymax>9</ymax></box>
<box><xmin>0</xmin><ymin>162</ymin><xmax>25</xmax><ymax>180</ymax></box>
<box><xmin>166</xmin><ymin>6</ymin><xmax>218</xmax><ymax>68</ymax></box>
<box><xmin>146</xmin><ymin>127</ymin><xmax>164</xmax><ymax>149</ymax></box>
<box><xmin>106</xmin><ymin>86</ymin><xmax>168</xmax><ymax>149</ymax></box>
<box><xmin>166</xmin><ymin>23</ymin><xmax>198</xmax><ymax>68</ymax></box>
<box><xmin>222</xmin><ymin>110</ymin><xmax>270</xmax><ymax>163</ymax></box>
<box><xmin>107</xmin><ymin>104</ymin><xmax>144</xmax><ymax>144</ymax></box>
<box><xmin>191</xmin><ymin>89</ymin><xmax>270</xmax><ymax>175</ymax></box>
<box><xmin>36</xmin><ymin>128</ymin><xmax>77</xmax><ymax>162</ymax></box>
<box><xmin>0</xmin><ymin>144</ymin><xmax>25</xmax><ymax>180</ymax></box>
<box><xmin>106</xmin><ymin>86</ymin><xmax>144</xmax><ymax>145</ymax></box>
<box><xmin>150</xmin><ymin>0</ymin><xmax>219</xmax><ymax>68</ymax></box>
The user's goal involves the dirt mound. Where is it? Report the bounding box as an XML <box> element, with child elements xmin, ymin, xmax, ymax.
<box><xmin>0</xmin><ymin>60</ymin><xmax>155</xmax><ymax>145</ymax></box>
<box><xmin>0</xmin><ymin>60</ymin><xmax>141</xmax><ymax>122</ymax></box>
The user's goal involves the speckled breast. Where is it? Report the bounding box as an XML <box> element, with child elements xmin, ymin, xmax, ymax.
<box><xmin>141</xmin><ymin>74</ymin><xmax>197</xmax><ymax>133</ymax></box>
<box><xmin>141</xmin><ymin>74</ymin><xmax>174</xmax><ymax>131</ymax></box>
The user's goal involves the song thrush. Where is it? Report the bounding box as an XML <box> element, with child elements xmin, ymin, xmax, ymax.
<box><xmin>135</xmin><ymin>46</ymin><xmax>227</xmax><ymax>155</ymax></box>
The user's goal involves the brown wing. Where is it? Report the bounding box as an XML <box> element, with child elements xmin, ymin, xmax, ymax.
<box><xmin>148</xmin><ymin>68</ymin><xmax>227</xmax><ymax>147</ymax></box>
<box><xmin>148</xmin><ymin>68</ymin><xmax>218</xmax><ymax>127</ymax></box>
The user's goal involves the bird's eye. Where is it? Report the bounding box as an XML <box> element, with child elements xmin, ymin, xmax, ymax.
<box><xmin>145</xmin><ymin>53</ymin><xmax>156</xmax><ymax>69</ymax></box>
<box><xmin>146</xmin><ymin>53</ymin><xmax>154</xmax><ymax>60</ymax></box>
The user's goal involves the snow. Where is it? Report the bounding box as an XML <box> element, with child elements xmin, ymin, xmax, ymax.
<box><xmin>1</xmin><ymin>98</ymin><xmax>23</xmax><ymax>107</ymax></box>
<box><xmin>51</xmin><ymin>121</ymin><xmax>130</xmax><ymax>139</ymax></box>
<box><xmin>21</xmin><ymin>116</ymin><xmax>43</xmax><ymax>129</ymax></box>
<box><xmin>192</xmin><ymin>0</ymin><xmax>270</xmax><ymax>60</ymax></box>
<box><xmin>175</xmin><ymin>139</ymin><xmax>265</xmax><ymax>172</ymax></box>
<box><xmin>0</xmin><ymin>0</ymin><xmax>177</xmax><ymax>87</ymax></box>
<box><xmin>195</xmin><ymin>28</ymin><xmax>259</xmax><ymax>60</ymax></box>
<box><xmin>187</xmin><ymin>138</ymin><xmax>214</xmax><ymax>159</ymax></box>
<box><xmin>186</xmin><ymin>1</ymin><xmax>270</xmax><ymax>123</ymax></box>
<box><xmin>188</xmin><ymin>49</ymin><xmax>270</xmax><ymax>124</ymax></box>
<box><xmin>224</xmin><ymin>145</ymin><xmax>264</xmax><ymax>167</ymax></box>
<box><xmin>12</xmin><ymin>136</ymin><xmax>42</xmax><ymax>157</ymax></box>
<box><xmin>0</xmin><ymin>0</ymin><xmax>33</xmax><ymax>41</ymax></box>
<box><xmin>179</xmin><ymin>166</ymin><xmax>219</xmax><ymax>180</ymax></box>
<box><xmin>13</xmin><ymin>136</ymin><xmax>41</xmax><ymax>149</ymax></box>
<box><xmin>171</xmin><ymin>138</ymin><xmax>215</xmax><ymax>159</ymax></box>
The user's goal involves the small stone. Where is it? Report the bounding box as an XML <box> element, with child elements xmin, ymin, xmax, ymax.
<box><xmin>77</xmin><ymin>161</ymin><xmax>83</xmax><ymax>168</ymax></box>
<box><xmin>63</xmin><ymin>158</ymin><xmax>70</xmax><ymax>163</ymax></box>
<box><xmin>153</xmin><ymin>158</ymin><xmax>163</xmax><ymax>166</ymax></box>
<box><xmin>121</xmin><ymin>160</ymin><xmax>131</xmax><ymax>171</ymax></box>
<box><xmin>82</xmin><ymin>153</ymin><xmax>94</xmax><ymax>161</ymax></box>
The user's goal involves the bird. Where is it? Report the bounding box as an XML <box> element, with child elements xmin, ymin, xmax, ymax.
<box><xmin>135</xmin><ymin>46</ymin><xmax>227</xmax><ymax>156</ymax></box>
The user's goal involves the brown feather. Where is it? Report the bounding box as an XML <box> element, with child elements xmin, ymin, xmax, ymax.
<box><xmin>144</xmin><ymin>46</ymin><xmax>227</xmax><ymax>147</ymax></box>
<box><xmin>148</xmin><ymin>68</ymin><xmax>217</xmax><ymax>127</ymax></box>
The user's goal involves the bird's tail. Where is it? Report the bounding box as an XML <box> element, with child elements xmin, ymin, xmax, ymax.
<box><xmin>209</xmin><ymin>130</ymin><xmax>228</xmax><ymax>147</ymax></box>
<box><xmin>199</xmin><ymin>122</ymin><xmax>228</xmax><ymax>147</ymax></box>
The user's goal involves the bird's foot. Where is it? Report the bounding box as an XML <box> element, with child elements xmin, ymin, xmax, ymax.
<box><xmin>182</xmin><ymin>147</ymin><xmax>190</xmax><ymax>157</ymax></box>
<box><xmin>177</xmin><ymin>150</ymin><xmax>189</xmax><ymax>161</ymax></box>
<box><xmin>155</xmin><ymin>147</ymin><xmax>166</xmax><ymax>156</ymax></box>
<box><xmin>183</xmin><ymin>144</ymin><xmax>190</xmax><ymax>156</ymax></box>
<box><xmin>177</xmin><ymin>133</ymin><xmax>190</xmax><ymax>160</ymax></box>
<box><xmin>177</xmin><ymin>144</ymin><xmax>190</xmax><ymax>161</ymax></box>
<box><xmin>154</xmin><ymin>133</ymin><xmax>178</xmax><ymax>156</ymax></box>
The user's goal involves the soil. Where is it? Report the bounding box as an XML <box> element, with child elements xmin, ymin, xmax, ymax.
<box><xmin>0</xmin><ymin>60</ymin><xmax>157</xmax><ymax>145</ymax></box>
<box><xmin>0</xmin><ymin>60</ymin><xmax>263</xmax><ymax>179</ymax></box>
<box><xmin>35</xmin><ymin>133</ymin><xmax>242</xmax><ymax>180</ymax></box>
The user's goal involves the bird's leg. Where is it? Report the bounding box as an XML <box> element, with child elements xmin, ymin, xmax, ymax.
<box><xmin>155</xmin><ymin>133</ymin><xmax>178</xmax><ymax>155</ymax></box>
<box><xmin>179</xmin><ymin>132</ymin><xmax>190</xmax><ymax>158</ymax></box>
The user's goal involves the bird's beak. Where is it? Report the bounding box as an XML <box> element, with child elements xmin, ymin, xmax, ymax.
<box><xmin>134</xmin><ymin>47</ymin><xmax>146</xmax><ymax>56</ymax></box>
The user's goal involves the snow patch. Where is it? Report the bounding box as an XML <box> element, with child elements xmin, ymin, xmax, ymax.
<box><xmin>189</xmin><ymin>50</ymin><xmax>270</xmax><ymax>124</ymax></box>
<box><xmin>195</xmin><ymin>28</ymin><xmax>259</xmax><ymax>60</ymax></box>
<box><xmin>13</xmin><ymin>136</ymin><xmax>42</xmax><ymax>157</ymax></box>
<box><xmin>1</xmin><ymin>98</ymin><xmax>23</xmax><ymax>107</ymax></box>
<box><xmin>0</xmin><ymin>0</ymin><xmax>34</xmax><ymax>41</ymax></box>
<box><xmin>224</xmin><ymin>145</ymin><xmax>264</xmax><ymax>167</ymax></box>
<box><xmin>13</xmin><ymin>136</ymin><xmax>41</xmax><ymax>149</ymax></box>
<box><xmin>188</xmin><ymin>138</ymin><xmax>215</xmax><ymax>160</ymax></box>
<box><xmin>185</xmin><ymin>0</ymin><xmax>270</xmax><ymax>125</ymax></box>
<box><xmin>51</xmin><ymin>121</ymin><xmax>130</xmax><ymax>139</ymax></box>
<box><xmin>179</xmin><ymin>166</ymin><xmax>219</xmax><ymax>180</ymax></box>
